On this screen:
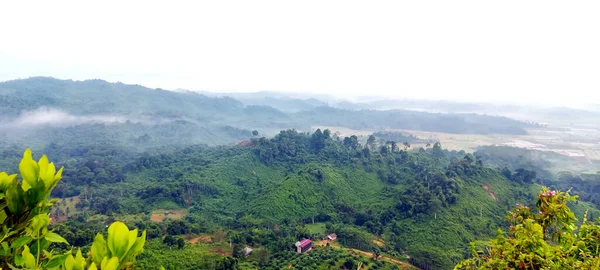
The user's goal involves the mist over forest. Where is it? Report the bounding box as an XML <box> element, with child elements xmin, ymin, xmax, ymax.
<box><xmin>1</xmin><ymin>77</ymin><xmax>600</xmax><ymax>269</ymax></box>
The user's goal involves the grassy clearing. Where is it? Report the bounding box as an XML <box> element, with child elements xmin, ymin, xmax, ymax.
<box><xmin>150</xmin><ymin>209</ymin><xmax>188</xmax><ymax>222</ymax></box>
<box><xmin>305</xmin><ymin>222</ymin><xmax>327</xmax><ymax>235</ymax></box>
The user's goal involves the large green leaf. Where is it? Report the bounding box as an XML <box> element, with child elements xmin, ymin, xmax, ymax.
<box><xmin>107</xmin><ymin>222</ymin><xmax>130</xmax><ymax>259</ymax></box>
<box><xmin>5</xmin><ymin>182</ymin><xmax>24</xmax><ymax>215</ymax></box>
<box><xmin>0</xmin><ymin>172</ymin><xmax>17</xmax><ymax>191</ymax></box>
<box><xmin>64</xmin><ymin>254</ymin><xmax>75</xmax><ymax>270</ymax></box>
<box><xmin>37</xmin><ymin>155</ymin><xmax>49</xmax><ymax>179</ymax></box>
<box><xmin>120</xmin><ymin>230</ymin><xmax>146</xmax><ymax>269</ymax></box>
<box><xmin>101</xmin><ymin>257</ymin><xmax>119</xmax><ymax>270</ymax></box>
<box><xmin>0</xmin><ymin>209</ymin><xmax>7</xmax><ymax>224</ymax></box>
<box><xmin>91</xmin><ymin>233</ymin><xmax>106</xmax><ymax>266</ymax></box>
<box><xmin>45</xmin><ymin>232</ymin><xmax>68</xmax><ymax>244</ymax></box>
<box><xmin>10</xmin><ymin>236</ymin><xmax>32</xmax><ymax>249</ymax></box>
<box><xmin>19</xmin><ymin>149</ymin><xmax>39</xmax><ymax>192</ymax></box>
<box><xmin>22</xmin><ymin>245</ymin><xmax>36</xmax><ymax>270</ymax></box>
<box><xmin>45</xmin><ymin>254</ymin><xmax>67</xmax><ymax>269</ymax></box>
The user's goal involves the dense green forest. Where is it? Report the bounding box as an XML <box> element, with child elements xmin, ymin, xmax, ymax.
<box><xmin>2</xmin><ymin>77</ymin><xmax>600</xmax><ymax>269</ymax></box>
<box><xmin>6</xmin><ymin>128</ymin><xmax>593</xmax><ymax>269</ymax></box>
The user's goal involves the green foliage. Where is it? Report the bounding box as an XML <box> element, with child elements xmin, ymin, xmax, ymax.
<box><xmin>136</xmin><ymin>239</ymin><xmax>238</xmax><ymax>270</ymax></box>
<box><xmin>107</xmin><ymin>130</ymin><xmax>538</xmax><ymax>268</ymax></box>
<box><xmin>456</xmin><ymin>187</ymin><xmax>600</xmax><ymax>269</ymax></box>
<box><xmin>8</xmin><ymin>130</ymin><xmax>597</xmax><ymax>269</ymax></box>
<box><xmin>372</xmin><ymin>131</ymin><xmax>419</xmax><ymax>145</ymax></box>
<box><xmin>0</xmin><ymin>149</ymin><xmax>145</xmax><ymax>270</ymax></box>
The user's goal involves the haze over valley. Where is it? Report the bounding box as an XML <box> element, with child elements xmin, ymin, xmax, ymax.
<box><xmin>2</xmin><ymin>1</ymin><xmax>600</xmax><ymax>269</ymax></box>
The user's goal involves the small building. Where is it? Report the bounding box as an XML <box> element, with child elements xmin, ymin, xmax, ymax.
<box><xmin>243</xmin><ymin>247</ymin><xmax>253</xmax><ymax>257</ymax></box>
<box><xmin>295</xmin><ymin>239</ymin><xmax>312</xmax><ymax>253</ymax></box>
<box><xmin>327</xmin><ymin>233</ymin><xmax>337</xmax><ymax>241</ymax></box>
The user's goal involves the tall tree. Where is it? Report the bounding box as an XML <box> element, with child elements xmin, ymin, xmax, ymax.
<box><xmin>367</xmin><ymin>135</ymin><xmax>377</xmax><ymax>150</ymax></box>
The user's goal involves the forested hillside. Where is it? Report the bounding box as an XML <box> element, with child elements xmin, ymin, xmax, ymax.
<box><xmin>27</xmin><ymin>128</ymin><xmax>600</xmax><ymax>269</ymax></box>
<box><xmin>2</xmin><ymin>77</ymin><xmax>596</xmax><ymax>269</ymax></box>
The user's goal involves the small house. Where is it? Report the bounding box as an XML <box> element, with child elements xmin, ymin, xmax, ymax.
<box><xmin>295</xmin><ymin>239</ymin><xmax>312</xmax><ymax>253</ymax></box>
<box><xmin>243</xmin><ymin>247</ymin><xmax>253</xmax><ymax>257</ymax></box>
<box><xmin>327</xmin><ymin>233</ymin><xmax>337</xmax><ymax>241</ymax></box>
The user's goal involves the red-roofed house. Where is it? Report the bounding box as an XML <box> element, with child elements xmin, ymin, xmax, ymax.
<box><xmin>327</xmin><ymin>233</ymin><xmax>337</xmax><ymax>241</ymax></box>
<box><xmin>295</xmin><ymin>239</ymin><xmax>312</xmax><ymax>253</ymax></box>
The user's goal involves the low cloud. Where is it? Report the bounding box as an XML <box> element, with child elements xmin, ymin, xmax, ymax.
<box><xmin>3</xmin><ymin>108</ymin><xmax>137</xmax><ymax>128</ymax></box>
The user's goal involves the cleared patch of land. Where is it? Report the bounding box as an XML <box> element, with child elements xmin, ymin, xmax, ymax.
<box><xmin>150</xmin><ymin>209</ymin><xmax>188</xmax><ymax>222</ymax></box>
<box><xmin>305</xmin><ymin>222</ymin><xmax>327</xmax><ymax>235</ymax></box>
<box><xmin>373</xmin><ymin>239</ymin><xmax>385</xmax><ymax>247</ymax></box>
<box><xmin>185</xmin><ymin>235</ymin><xmax>212</xmax><ymax>244</ymax></box>
<box><xmin>50</xmin><ymin>196</ymin><xmax>81</xmax><ymax>223</ymax></box>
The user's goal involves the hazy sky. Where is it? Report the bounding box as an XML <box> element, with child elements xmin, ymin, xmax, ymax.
<box><xmin>1</xmin><ymin>1</ymin><xmax>599</xmax><ymax>105</ymax></box>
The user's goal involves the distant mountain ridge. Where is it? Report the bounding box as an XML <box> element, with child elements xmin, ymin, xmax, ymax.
<box><xmin>0</xmin><ymin>77</ymin><xmax>535</xmax><ymax>152</ymax></box>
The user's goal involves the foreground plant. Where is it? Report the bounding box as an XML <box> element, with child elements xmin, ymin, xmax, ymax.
<box><xmin>0</xmin><ymin>149</ymin><xmax>146</xmax><ymax>269</ymax></box>
<box><xmin>455</xmin><ymin>187</ymin><xmax>600</xmax><ymax>269</ymax></box>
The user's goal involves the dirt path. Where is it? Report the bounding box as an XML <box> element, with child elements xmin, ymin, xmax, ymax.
<box><xmin>314</xmin><ymin>241</ymin><xmax>417</xmax><ymax>269</ymax></box>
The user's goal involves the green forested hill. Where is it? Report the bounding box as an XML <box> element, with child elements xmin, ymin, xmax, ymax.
<box><xmin>0</xmin><ymin>77</ymin><xmax>580</xmax><ymax>269</ymax></box>
<box><xmin>48</xmin><ymin>129</ymin><xmax>582</xmax><ymax>269</ymax></box>
<box><xmin>0</xmin><ymin>77</ymin><xmax>244</xmax><ymax>117</ymax></box>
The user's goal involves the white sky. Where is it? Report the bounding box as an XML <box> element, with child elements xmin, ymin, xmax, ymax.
<box><xmin>1</xmin><ymin>1</ymin><xmax>599</xmax><ymax>106</ymax></box>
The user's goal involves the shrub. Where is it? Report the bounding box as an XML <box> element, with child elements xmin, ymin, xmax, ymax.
<box><xmin>0</xmin><ymin>149</ymin><xmax>145</xmax><ymax>270</ymax></box>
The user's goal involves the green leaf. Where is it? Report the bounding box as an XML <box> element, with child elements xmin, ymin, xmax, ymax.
<box><xmin>22</xmin><ymin>245</ymin><xmax>36</xmax><ymax>270</ymax></box>
<box><xmin>64</xmin><ymin>254</ymin><xmax>75</xmax><ymax>270</ymax></box>
<box><xmin>133</xmin><ymin>230</ymin><xmax>146</xmax><ymax>254</ymax></box>
<box><xmin>45</xmin><ymin>232</ymin><xmax>68</xmax><ymax>244</ymax></box>
<box><xmin>19</xmin><ymin>149</ymin><xmax>39</xmax><ymax>192</ymax></box>
<box><xmin>91</xmin><ymin>233</ymin><xmax>106</xmax><ymax>266</ymax></box>
<box><xmin>107</xmin><ymin>222</ymin><xmax>130</xmax><ymax>259</ymax></box>
<box><xmin>101</xmin><ymin>257</ymin><xmax>119</xmax><ymax>270</ymax></box>
<box><xmin>5</xmin><ymin>182</ymin><xmax>24</xmax><ymax>215</ymax></box>
<box><xmin>0</xmin><ymin>209</ymin><xmax>7</xmax><ymax>224</ymax></box>
<box><xmin>0</xmin><ymin>172</ymin><xmax>17</xmax><ymax>191</ymax></box>
<box><xmin>38</xmin><ymin>155</ymin><xmax>49</xmax><ymax>179</ymax></box>
<box><xmin>39</xmin><ymin>155</ymin><xmax>56</xmax><ymax>191</ymax></box>
<box><xmin>14</xmin><ymin>255</ymin><xmax>24</xmax><ymax>267</ymax></box>
<box><xmin>11</xmin><ymin>235</ymin><xmax>32</xmax><ymax>249</ymax></box>
<box><xmin>50</xmin><ymin>167</ymin><xmax>64</xmax><ymax>190</ymax></box>
<box><xmin>87</xmin><ymin>263</ymin><xmax>98</xmax><ymax>270</ymax></box>
<box><xmin>126</xmin><ymin>228</ymin><xmax>138</xmax><ymax>253</ymax></box>
<box><xmin>119</xmin><ymin>230</ymin><xmax>146</xmax><ymax>269</ymax></box>
<box><xmin>45</xmin><ymin>254</ymin><xmax>67</xmax><ymax>269</ymax></box>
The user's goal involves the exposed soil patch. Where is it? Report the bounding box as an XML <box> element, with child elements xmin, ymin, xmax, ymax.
<box><xmin>373</xmin><ymin>239</ymin><xmax>385</xmax><ymax>247</ymax></box>
<box><xmin>150</xmin><ymin>209</ymin><xmax>188</xmax><ymax>222</ymax></box>
<box><xmin>237</xmin><ymin>140</ymin><xmax>253</xmax><ymax>147</ymax></box>
<box><xmin>483</xmin><ymin>184</ymin><xmax>499</xmax><ymax>202</ymax></box>
<box><xmin>185</xmin><ymin>235</ymin><xmax>212</xmax><ymax>244</ymax></box>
